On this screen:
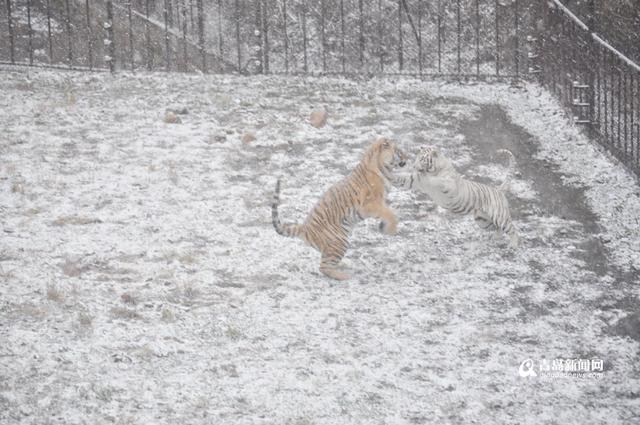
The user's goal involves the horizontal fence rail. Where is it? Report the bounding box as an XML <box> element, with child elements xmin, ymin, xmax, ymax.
<box><xmin>0</xmin><ymin>0</ymin><xmax>533</xmax><ymax>78</ymax></box>
<box><xmin>537</xmin><ymin>0</ymin><xmax>640</xmax><ymax>176</ymax></box>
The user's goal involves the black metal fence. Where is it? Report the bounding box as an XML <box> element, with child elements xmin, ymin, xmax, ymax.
<box><xmin>0</xmin><ymin>0</ymin><xmax>532</xmax><ymax>77</ymax></box>
<box><xmin>536</xmin><ymin>0</ymin><xmax>640</xmax><ymax>176</ymax></box>
<box><xmin>1</xmin><ymin>1</ymin><xmax>639</xmax><ymax>175</ymax></box>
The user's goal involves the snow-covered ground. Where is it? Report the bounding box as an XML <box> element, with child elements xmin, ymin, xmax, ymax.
<box><xmin>1</xmin><ymin>67</ymin><xmax>639</xmax><ymax>424</ymax></box>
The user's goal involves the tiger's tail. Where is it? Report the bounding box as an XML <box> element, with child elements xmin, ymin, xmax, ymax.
<box><xmin>272</xmin><ymin>179</ymin><xmax>306</xmax><ymax>239</ymax></box>
<box><xmin>497</xmin><ymin>149</ymin><xmax>516</xmax><ymax>191</ymax></box>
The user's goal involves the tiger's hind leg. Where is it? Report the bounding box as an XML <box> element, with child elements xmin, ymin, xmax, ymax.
<box><xmin>505</xmin><ymin>222</ymin><xmax>519</xmax><ymax>248</ymax></box>
<box><xmin>473</xmin><ymin>210</ymin><xmax>493</xmax><ymax>230</ymax></box>
<box><xmin>491</xmin><ymin>208</ymin><xmax>519</xmax><ymax>248</ymax></box>
<box><xmin>319</xmin><ymin>237</ymin><xmax>351</xmax><ymax>281</ymax></box>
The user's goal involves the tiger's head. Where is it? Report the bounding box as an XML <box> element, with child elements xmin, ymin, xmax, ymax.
<box><xmin>414</xmin><ymin>146</ymin><xmax>453</xmax><ymax>176</ymax></box>
<box><xmin>366</xmin><ymin>137</ymin><xmax>408</xmax><ymax>173</ymax></box>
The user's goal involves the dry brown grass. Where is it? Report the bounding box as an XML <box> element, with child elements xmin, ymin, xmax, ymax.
<box><xmin>120</xmin><ymin>293</ymin><xmax>137</xmax><ymax>305</ymax></box>
<box><xmin>51</xmin><ymin>216</ymin><xmax>102</xmax><ymax>226</ymax></box>
<box><xmin>110</xmin><ymin>307</ymin><xmax>141</xmax><ymax>320</ymax></box>
<box><xmin>46</xmin><ymin>284</ymin><xmax>64</xmax><ymax>302</ymax></box>
<box><xmin>161</xmin><ymin>308</ymin><xmax>175</xmax><ymax>322</ymax></box>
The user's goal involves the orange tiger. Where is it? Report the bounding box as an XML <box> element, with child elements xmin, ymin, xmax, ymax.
<box><xmin>272</xmin><ymin>137</ymin><xmax>408</xmax><ymax>280</ymax></box>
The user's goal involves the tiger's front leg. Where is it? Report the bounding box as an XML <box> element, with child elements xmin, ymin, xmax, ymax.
<box><xmin>360</xmin><ymin>201</ymin><xmax>399</xmax><ymax>236</ymax></box>
<box><xmin>390</xmin><ymin>172</ymin><xmax>416</xmax><ymax>190</ymax></box>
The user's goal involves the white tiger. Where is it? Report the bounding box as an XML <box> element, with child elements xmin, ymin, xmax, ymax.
<box><xmin>393</xmin><ymin>146</ymin><xmax>519</xmax><ymax>247</ymax></box>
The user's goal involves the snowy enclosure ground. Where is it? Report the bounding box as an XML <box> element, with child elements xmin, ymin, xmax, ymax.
<box><xmin>1</xmin><ymin>67</ymin><xmax>639</xmax><ymax>424</ymax></box>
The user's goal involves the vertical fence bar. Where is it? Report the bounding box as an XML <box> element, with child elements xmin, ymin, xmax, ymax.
<box><xmin>359</xmin><ymin>0</ymin><xmax>364</xmax><ymax>67</ymax></box>
<box><xmin>167</xmin><ymin>0</ymin><xmax>173</xmax><ymax>26</ymax></box>
<box><xmin>624</xmin><ymin>72</ymin><xmax>628</xmax><ymax>156</ymax></box>
<box><xmin>603</xmin><ymin>49</ymin><xmax>608</xmax><ymax>140</ymax></box>
<box><xmin>250</xmin><ymin>0</ymin><xmax>264</xmax><ymax>74</ymax></box>
<box><xmin>631</xmin><ymin>72</ymin><xmax>635</xmax><ymax>164</ymax></box>
<box><xmin>85</xmin><ymin>0</ymin><xmax>93</xmax><ymax>70</ymax></box>
<box><xmin>5</xmin><ymin>0</ymin><xmax>14</xmax><ymax>64</ymax></box>
<box><xmin>3</xmin><ymin>0</ymin><xmax>14</xmax><ymax>64</ymax></box>
<box><xmin>65</xmin><ymin>0</ymin><xmax>73</xmax><ymax>66</ymax></box>
<box><xmin>27</xmin><ymin>0</ymin><xmax>33</xmax><ymax>65</ymax></box>
<box><xmin>514</xmin><ymin>0</ymin><xmax>519</xmax><ymax>76</ymax></box>
<box><xmin>397</xmin><ymin>0</ymin><xmax>403</xmax><ymax>72</ymax></box>
<box><xmin>340</xmin><ymin>0</ymin><xmax>345</xmax><ymax>73</ymax></box>
<box><xmin>197</xmin><ymin>0</ymin><xmax>205</xmax><ymax>72</ymax></box>
<box><xmin>235</xmin><ymin>0</ymin><xmax>241</xmax><ymax>71</ymax></box>
<box><xmin>610</xmin><ymin>52</ymin><xmax>615</xmax><ymax>143</ymax></box>
<box><xmin>378</xmin><ymin>0</ymin><xmax>383</xmax><ymax>72</ymax></box>
<box><xmin>595</xmin><ymin>43</ymin><xmax>601</xmax><ymax>129</ymax></box>
<box><xmin>475</xmin><ymin>0</ymin><xmax>480</xmax><ymax>77</ymax></box>
<box><xmin>456</xmin><ymin>0</ymin><xmax>461</xmax><ymax>74</ymax></box>
<box><xmin>190</xmin><ymin>0</ymin><xmax>195</xmax><ymax>30</ymax></box>
<box><xmin>145</xmin><ymin>0</ymin><xmax>152</xmax><ymax>70</ymax></box>
<box><xmin>46</xmin><ymin>0</ymin><xmax>53</xmax><ymax>62</ymax></box>
<box><xmin>495</xmin><ymin>0</ymin><xmax>499</xmax><ymax>76</ymax></box>
<box><xmin>263</xmin><ymin>0</ymin><xmax>269</xmax><ymax>73</ymax></box>
<box><xmin>321</xmin><ymin>0</ymin><xmax>326</xmax><ymax>72</ymax></box>
<box><xmin>218</xmin><ymin>0</ymin><xmax>223</xmax><ymax>58</ymax></box>
<box><xmin>182</xmin><ymin>0</ymin><xmax>188</xmax><ymax>70</ymax></box>
<box><xmin>302</xmin><ymin>5</ymin><xmax>308</xmax><ymax>72</ymax></box>
<box><xmin>175</xmin><ymin>0</ymin><xmax>181</xmax><ymax>32</ymax></box>
<box><xmin>418</xmin><ymin>0</ymin><xmax>423</xmax><ymax>76</ymax></box>
<box><xmin>164</xmin><ymin>0</ymin><xmax>171</xmax><ymax>70</ymax></box>
<box><xmin>128</xmin><ymin>0</ymin><xmax>135</xmax><ymax>71</ymax></box>
<box><xmin>617</xmin><ymin>60</ymin><xmax>621</xmax><ymax>149</ymax></box>
<box><xmin>437</xmin><ymin>0</ymin><xmax>441</xmax><ymax>74</ymax></box>
<box><xmin>282</xmin><ymin>0</ymin><xmax>288</xmax><ymax>73</ymax></box>
<box><xmin>106</xmin><ymin>0</ymin><xmax>116</xmax><ymax>72</ymax></box>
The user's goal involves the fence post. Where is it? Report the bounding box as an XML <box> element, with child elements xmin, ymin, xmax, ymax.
<box><xmin>197</xmin><ymin>0</ymin><xmax>206</xmax><ymax>72</ymax></box>
<box><xmin>437</xmin><ymin>0</ymin><xmax>442</xmax><ymax>74</ymax></box>
<box><xmin>128</xmin><ymin>0</ymin><xmax>135</xmax><ymax>71</ymax></box>
<box><xmin>253</xmin><ymin>0</ymin><xmax>261</xmax><ymax>72</ymax></box>
<box><xmin>397</xmin><ymin>0</ymin><xmax>403</xmax><ymax>72</ymax></box>
<box><xmin>321</xmin><ymin>0</ymin><xmax>326</xmax><ymax>72</ymax></box>
<box><xmin>46</xmin><ymin>0</ymin><xmax>53</xmax><ymax>62</ymax></box>
<box><xmin>378</xmin><ymin>0</ymin><xmax>384</xmax><ymax>72</ymax></box>
<box><xmin>235</xmin><ymin>0</ymin><xmax>241</xmax><ymax>71</ymax></box>
<box><xmin>85</xmin><ymin>0</ymin><xmax>93</xmax><ymax>70</ymax></box>
<box><xmin>359</xmin><ymin>0</ymin><xmax>364</xmax><ymax>68</ymax></box>
<box><xmin>457</xmin><ymin>0</ymin><xmax>461</xmax><ymax>74</ymax></box>
<box><xmin>218</xmin><ymin>0</ymin><xmax>223</xmax><ymax>58</ymax></box>
<box><xmin>262</xmin><ymin>0</ymin><xmax>269</xmax><ymax>73</ymax></box>
<box><xmin>514</xmin><ymin>0</ymin><xmax>519</xmax><ymax>77</ymax></box>
<box><xmin>65</xmin><ymin>0</ymin><xmax>73</xmax><ymax>66</ymax></box>
<box><xmin>340</xmin><ymin>0</ymin><xmax>345</xmax><ymax>73</ymax></box>
<box><xmin>495</xmin><ymin>0</ymin><xmax>500</xmax><ymax>76</ymax></box>
<box><xmin>301</xmin><ymin>3</ymin><xmax>308</xmax><ymax>72</ymax></box>
<box><xmin>105</xmin><ymin>0</ymin><xmax>116</xmax><ymax>73</ymax></box>
<box><xmin>5</xmin><ymin>0</ymin><xmax>14</xmax><ymax>64</ymax></box>
<box><xmin>282</xmin><ymin>0</ymin><xmax>288</xmax><ymax>73</ymax></box>
<box><xmin>418</xmin><ymin>0</ymin><xmax>423</xmax><ymax>76</ymax></box>
<box><xmin>27</xmin><ymin>0</ymin><xmax>33</xmax><ymax>65</ymax></box>
<box><xmin>182</xmin><ymin>1</ymin><xmax>188</xmax><ymax>70</ymax></box>
<box><xmin>475</xmin><ymin>0</ymin><xmax>480</xmax><ymax>76</ymax></box>
<box><xmin>164</xmin><ymin>0</ymin><xmax>171</xmax><ymax>70</ymax></box>
<box><xmin>588</xmin><ymin>0</ymin><xmax>597</xmax><ymax>126</ymax></box>
<box><xmin>145</xmin><ymin>0</ymin><xmax>152</xmax><ymax>70</ymax></box>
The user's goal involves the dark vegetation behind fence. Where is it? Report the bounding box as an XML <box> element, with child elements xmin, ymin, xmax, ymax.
<box><xmin>0</xmin><ymin>0</ymin><xmax>532</xmax><ymax>76</ymax></box>
<box><xmin>0</xmin><ymin>0</ymin><xmax>638</xmax><ymax>177</ymax></box>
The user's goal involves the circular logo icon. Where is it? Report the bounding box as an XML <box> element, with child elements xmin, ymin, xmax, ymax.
<box><xmin>519</xmin><ymin>359</ymin><xmax>537</xmax><ymax>378</ymax></box>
